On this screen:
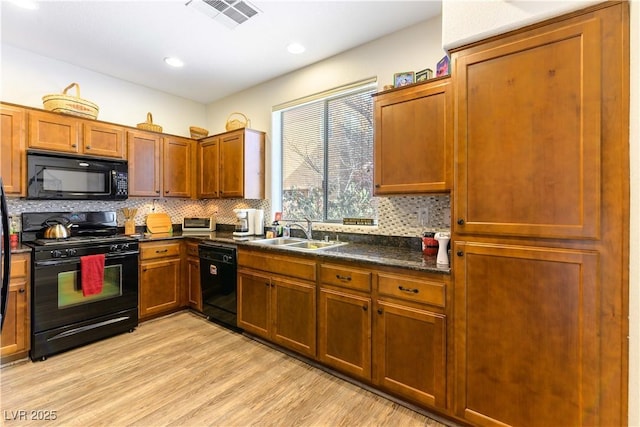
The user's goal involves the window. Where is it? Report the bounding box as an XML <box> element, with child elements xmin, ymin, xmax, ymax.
<box><xmin>276</xmin><ymin>81</ymin><xmax>376</xmax><ymax>222</ymax></box>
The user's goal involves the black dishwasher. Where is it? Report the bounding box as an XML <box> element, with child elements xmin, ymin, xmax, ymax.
<box><xmin>198</xmin><ymin>243</ymin><xmax>240</xmax><ymax>331</ymax></box>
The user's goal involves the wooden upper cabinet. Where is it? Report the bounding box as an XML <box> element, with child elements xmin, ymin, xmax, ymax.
<box><xmin>82</xmin><ymin>122</ymin><xmax>125</xmax><ymax>158</ymax></box>
<box><xmin>28</xmin><ymin>110</ymin><xmax>125</xmax><ymax>159</ymax></box>
<box><xmin>0</xmin><ymin>104</ymin><xmax>26</xmax><ymax>196</ymax></box>
<box><xmin>452</xmin><ymin>16</ymin><xmax>602</xmax><ymax>239</ymax></box>
<box><xmin>127</xmin><ymin>130</ymin><xmax>161</xmax><ymax>197</ymax></box>
<box><xmin>163</xmin><ymin>136</ymin><xmax>193</xmax><ymax>198</ymax></box>
<box><xmin>219</xmin><ymin>131</ymin><xmax>244</xmax><ymax>198</ymax></box>
<box><xmin>199</xmin><ymin>128</ymin><xmax>265</xmax><ymax>199</ymax></box>
<box><xmin>197</xmin><ymin>137</ymin><xmax>220</xmax><ymax>198</ymax></box>
<box><xmin>373</xmin><ymin>77</ymin><xmax>452</xmax><ymax>195</ymax></box>
<box><xmin>453</xmin><ymin>242</ymin><xmax>599</xmax><ymax>426</ymax></box>
<box><xmin>28</xmin><ymin>110</ymin><xmax>80</xmax><ymax>153</ymax></box>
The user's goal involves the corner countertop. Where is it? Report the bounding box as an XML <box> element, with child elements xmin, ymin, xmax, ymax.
<box><xmin>139</xmin><ymin>231</ymin><xmax>451</xmax><ymax>275</ymax></box>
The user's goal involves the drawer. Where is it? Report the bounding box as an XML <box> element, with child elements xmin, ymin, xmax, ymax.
<box><xmin>185</xmin><ymin>242</ymin><xmax>199</xmax><ymax>258</ymax></box>
<box><xmin>140</xmin><ymin>241</ymin><xmax>182</xmax><ymax>260</ymax></box>
<box><xmin>238</xmin><ymin>249</ymin><xmax>316</xmax><ymax>282</ymax></box>
<box><xmin>377</xmin><ymin>273</ymin><xmax>445</xmax><ymax>307</ymax></box>
<box><xmin>319</xmin><ymin>263</ymin><xmax>371</xmax><ymax>292</ymax></box>
<box><xmin>10</xmin><ymin>254</ymin><xmax>29</xmax><ymax>279</ymax></box>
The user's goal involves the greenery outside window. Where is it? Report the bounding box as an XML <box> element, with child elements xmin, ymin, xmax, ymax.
<box><xmin>276</xmin><ymin>80</ymin><xmax>377</xmax><ymax>222</ymax></box>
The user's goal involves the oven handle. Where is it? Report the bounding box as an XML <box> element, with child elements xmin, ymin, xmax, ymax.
<box><xmin>34</xmin><ymin>251</ymin><xmax>139</xmax><ymax>267</ymax></box>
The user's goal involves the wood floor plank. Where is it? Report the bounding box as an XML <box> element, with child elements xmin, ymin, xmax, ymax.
<box><xmin>1</xmin><ymin>312</ymin><xmax>450</xmax><ymax>427</ymax></box>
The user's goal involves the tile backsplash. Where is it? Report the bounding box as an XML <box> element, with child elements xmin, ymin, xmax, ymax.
<box><xmin>7</xmin><ymin>194</ymin><xmax>450</xmax><ymax>238</ymax></box>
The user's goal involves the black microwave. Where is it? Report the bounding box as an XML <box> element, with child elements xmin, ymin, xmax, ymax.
<box><xmin>27</xmin><ymin>150</ymin><xmax>128</xmax><ymax>200</ymax></box>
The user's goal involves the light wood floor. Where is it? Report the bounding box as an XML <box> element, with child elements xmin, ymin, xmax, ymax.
<box><xmin>1</xmin><ymin>312</ymin><xmax>450</xmax><ymax>427</ymax></box>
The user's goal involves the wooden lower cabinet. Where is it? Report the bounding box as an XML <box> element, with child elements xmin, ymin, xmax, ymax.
<box><xmin>184</xmin><ymin>241</ymin><xmax>201</xmax><ymax>311</ymax></box>
<box><xmin>238</xmin><ymin>268</ymin><xmax>316</xmax><ymax>358</ymax></box>
<box><xmin>318</xmin><ymin>288</ymin><xmax>371</xmax><ymax>380</ymax></box>
<box><xmin>374</xmin><ymin>300</ymin><xmax>446</xmax><ymax>408</ymax></box>
<box><xmin>454</xmin><ymin>242</ymin><xmax>599</xmax><ymax>426</ymax></box>
<box><xmin>318</xmin><ymin>263</ymin><xmax>372</xmax><ymax>381</ymax></box>
<box><xmin>238</xmin><ymin>249</ymin><xmax>317</xmax><ymax>358</ymax></box>
<box><xmin>139</xmin><ymin>241</ymin><xmax>182</xmax><ymax>320</ymax></box>
<box><xmin>1</xmin><ymin>252</ymin><xmax>31</xmax><ymax>363</ymax></box>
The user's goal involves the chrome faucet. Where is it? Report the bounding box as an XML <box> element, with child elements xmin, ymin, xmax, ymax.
<box><xmin>288</xmin><ymin>218</ymin><xmax>313</xmax><ymax>240</ymax></box>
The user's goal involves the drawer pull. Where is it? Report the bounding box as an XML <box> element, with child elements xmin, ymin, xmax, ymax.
<box><xmin>336</xmin><ymin>274</ymin><xmax>352</xmax><ymax>282</ymax></box>
<box><xmin>155</xmin><ymin>249</ymin><xmax>169</xmax><ymax>254</ymax></box>
<box><xmin>398</xmin><ymin>285</ymin><xmax>419</xmax><ymax>294</ymax></box>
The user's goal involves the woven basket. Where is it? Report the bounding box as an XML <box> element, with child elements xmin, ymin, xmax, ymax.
<box><xmin>225</xmin><ymin>112</ymin><xmax>250</xmax><ymax>131</ymax></box>
<box><xmin>137</xmin><ymin>112</ymin><xmax>162</xmax><ymax>133</ymax></box>
<box><xmin>190</xmin><ymin>126</ymin><xmax>209</xmax><ymax>139</ymax></box>
<box><xmin>42</xmin><ymin>82</ymin><xmax>99</xmax><ymax>120</ymax></box>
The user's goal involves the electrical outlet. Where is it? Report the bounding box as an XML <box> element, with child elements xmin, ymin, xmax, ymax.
<box><xmin>417</xmin><ymin>208</ymin><xmax>429</xmax><ymax>226</ymax></box>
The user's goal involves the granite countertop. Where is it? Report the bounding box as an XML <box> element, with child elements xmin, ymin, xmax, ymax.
<box><xmin>140</xmin><ymin>231</ymin><xmax>450</xmax><ymax>275</ymax></box>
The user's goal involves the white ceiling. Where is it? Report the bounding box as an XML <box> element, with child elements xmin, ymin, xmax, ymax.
<box><xmin>0</xmin><ymin>0</ymin><xmax>442</xmax><ymax>104</ymax></box>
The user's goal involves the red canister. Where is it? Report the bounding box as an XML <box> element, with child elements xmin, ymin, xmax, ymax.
<box><xmin>421</xmin><ymin>232</ymin><xmax>438</xmax><ymax>256</ymax></box>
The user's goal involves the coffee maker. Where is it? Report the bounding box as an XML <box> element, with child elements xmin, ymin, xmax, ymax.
<box><xmin>233</xmin><ymin>209</ymin><xmax>255</xmax><ymax>237</ymax></box>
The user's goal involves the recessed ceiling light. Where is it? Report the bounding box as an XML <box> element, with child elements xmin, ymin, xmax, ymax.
<box><xmin>164</xmin><ymin>57</ymin><xmax>184</xmax><ymax>68</ymax></box>
<box><xmin>7</xmin><ymin>0</ymin><xmax>39</xmax><ymax>10</ymax></box>
<box><xmin>287</xmin><ymin>43</ymin><xmax>305</xmax><ymax>55</ymax></box>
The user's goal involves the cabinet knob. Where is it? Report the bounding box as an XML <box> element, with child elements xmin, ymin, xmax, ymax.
<box><xmin>457</xmin><ymin>250</ymin><xmax>464</xmax><ymax>257</ymax></box>
<box><xmin>362</xmin><ymin>305</ymin><xmax>368</xmax><ymax>311</ymax></box>
<box><xmin>18</xmin><ymin>288</ymin><xmax>25</xmax><ymax>293</ymax></box>
<box><xmin>71</xmin><ymin>143</ymin><xmax>77</xmax><ymax>148</ymax></box>
<box><xmin>265</xmin><ymin>282</ymin><xmax>270</xmax><ymax>287</ymax></box>
<box><xmin>375</xmin><ymin>184</ymin><xmax>380</xmax><ymax>188</ymax></box>
<box><xmin>86</xmin><ymin>145</ymin><xmax>91</xmax><ymax>149</ymax></box>
<box><xmin>377</xmin><ymin>308</ymin><xmax>383</xmax><ymax>315</ymax></box>
<box><xmin>156</xmin><ymin>190</ymin><xmax>161</xmax><ymax>194</ymax></box>
<box><xmin>165</xmin><ymin>190</ymin><xmax>169</xmax><ymax>194</ymax></box>
<box><xmin>457</xmin><ymin>218</ymin><xmax>465</xmax><ymax>225</ymax></box>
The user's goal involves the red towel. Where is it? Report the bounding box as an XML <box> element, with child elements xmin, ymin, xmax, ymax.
<box><xmin>81</xmin><ymin>254</ymin><xmax>105</xmax><ymax>296</ymax></box>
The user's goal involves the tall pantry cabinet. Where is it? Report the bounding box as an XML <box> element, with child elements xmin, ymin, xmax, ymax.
<box><xmin>450</xmin><ymin>3</ymin><xmax>629</xmax><ymax>427</ymax></box>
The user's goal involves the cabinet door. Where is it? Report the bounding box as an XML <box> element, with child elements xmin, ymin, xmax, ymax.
<box><xmin>197</xmin><ymin>137</ymin><xmax>220</xmax><ymax>198</ymax></box>
<box><xmin>318</xmin><ymin>288</ymin><xmax>371</xmax><ymax>380</ymax></box>
<box><xmin>453</xmin><ymin>18</ymin><xmax>602</xmax><ymax>239</ymax></box>
<box><xmin>454</xmin><ymin>242</ymin><xmax>599</xmax><ymax>426</ymax></box>
<box><xmin>237</xmin><ymin>269</ymin><xmax>271</xmax><ymax>338</ymax></box>
<box><xmin>83</xmin><ymin>122</ymin><xmax>125</xmax><ymax>158</ymax></box>
<box><xmin>219</xmin><ymin>131</ymin><xmax>244</xmax><ymax>198</ymax></box>
<box><xmin>373</xmin><ymin>78</ymin><xmax>452</xmax><ymax>194</ymax></box>
<box><xmin>139</xmin><ymin>258</ymin><xmax>181</xmax><ymax>319</ymax></box>
<box><xmin>186</xmin><ymin>256</ymin><xmax>202</xmax><ymax>311</ymax></box>
<box><xmin>163</xmin><ymin>137</ymin><xmax>192</xmax><ymax>198</ymax></box>
<box><xmin>28</xmin><ymin>110</ymin><xmax>80</xmax><ymax>153</ymax></box>
<box><xmin>374</xmin><ymin>300</ymin><xmax>446</xmax><ymax>409</ymax></box>
<box><xmin>0</xmin><ymin>254</ymin><xmax>30</xmax><ymax>360</ymax></box>
<box><xmin>0</xmin><ymin>105</ymin><xmax>26</xmax><ymax>196</ymax></box>
<box><xmin>127</xmin><ymin>130</ymin><xmax>161</xmax><ymax>197</ymax></box>
<box><xmin>272</xmin><ymin>277</ymin><xmax>316</xmax><ymax>358</ymax></box>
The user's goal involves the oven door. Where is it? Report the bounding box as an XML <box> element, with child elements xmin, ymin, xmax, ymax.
<box><xmin>32</xmin><ymin>251</ymin><xmax>138</xmax><ymax>334</ymax></box>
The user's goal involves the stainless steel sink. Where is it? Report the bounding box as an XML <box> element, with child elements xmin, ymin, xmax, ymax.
<box><xmin>250</xmin><ymin>237</ymin><xmax>305</xmax><ymax>246</ymax></box>
<box><xmin>250</xmin><ymin>237</ymin><xmax>346</xmax><ymax>251</ymax></box>
<box><xmin>286</xmin><ymin>240</ymin><xmax>344</xmax><ymax>250</ymax></box>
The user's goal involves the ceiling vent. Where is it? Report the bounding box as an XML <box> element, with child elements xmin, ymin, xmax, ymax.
<box><xmin>186</xmin><ymin>0</ymin><xmax>261</xmax><ymax>29</ymax></box>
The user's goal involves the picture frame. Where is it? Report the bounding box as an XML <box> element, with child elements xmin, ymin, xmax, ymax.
<box><xmin>436</xmin><ymin>56</ymin><xmax>450</xmax><ymax>77</ymax></box>
<box><xmin>415</xmin><ymin>68</ymin><xmax>433</xmax><ymax>82</ymax></box>
<box><xmin>393</xmin><ymin>71</ymin><xmax>415</xmax><ymax>88</ymax></box>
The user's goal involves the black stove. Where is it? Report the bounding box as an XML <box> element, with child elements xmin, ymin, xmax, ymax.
<box><xmin>22</xmin><ymin>211</ymin><xmax>140</xmax><ymax>361</ymax></box>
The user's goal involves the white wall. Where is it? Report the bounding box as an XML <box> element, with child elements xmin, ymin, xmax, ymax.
<box><xmin>442</xmin><ymin>1</ymin><xmax>639</xmax><ymax>425</ymax></box>
<box><xmin>0</xmin><ymin>45</ymin><xmax>207</xmax><ymax>137</ymax></box>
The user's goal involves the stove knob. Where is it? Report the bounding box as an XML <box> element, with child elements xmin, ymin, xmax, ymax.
<box><xmin>67</xmin><ymin>248</ymin><xmax>77</xmax><ymax>256</ymax></box>
<box><xmin>51</xmin><ymin>249</ymin><xmax>63</xmax><ymax>258</ymax></box>
<box><xmin>122</xmin><ymin>243</ymin><xmax>130</xmax><ymax>250</ymax></box>
<box><xmin>110</xmin><ymin>244</ymin><xmax>119</xmax><ymax>252</ymax></box>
